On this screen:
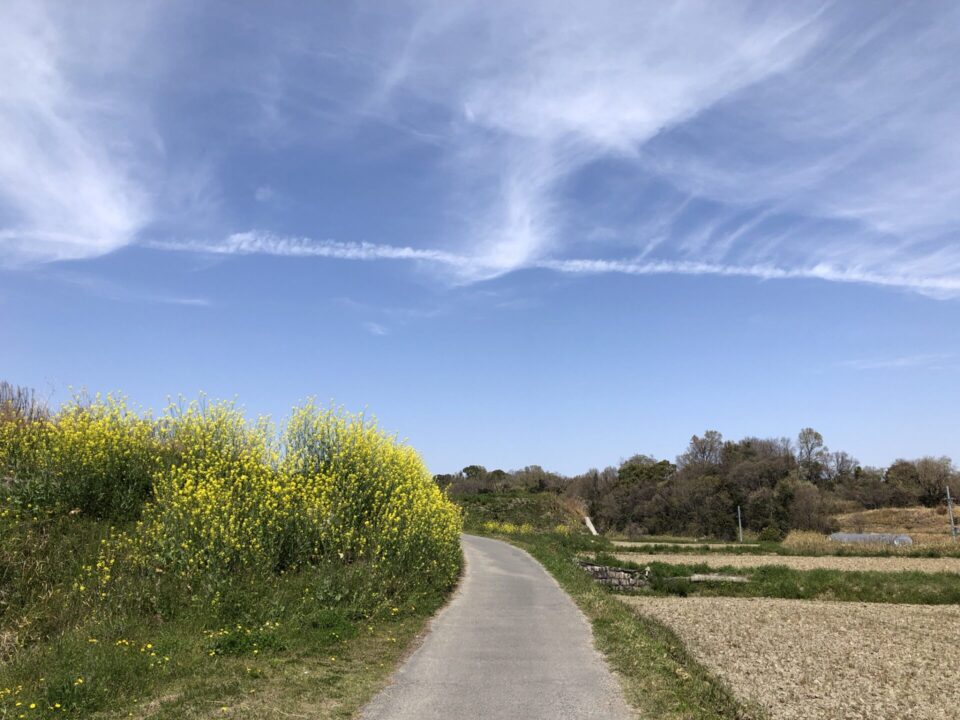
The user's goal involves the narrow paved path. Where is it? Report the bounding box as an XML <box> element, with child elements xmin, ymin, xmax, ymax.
<box><xmin>360</xmin><ymin>535</ymin><xmax>634</xmax><ymax>719</ymax></box>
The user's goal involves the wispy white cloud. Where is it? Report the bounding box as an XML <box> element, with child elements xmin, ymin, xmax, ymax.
<box><xmin>363</xmin><ymin>321</ymin><xmax>388</xmax><ymax>336</ymax></box>
<box><xmin>366</xmin><ymin>2</ymin><xmax>824</xmax><ymax>280</ymax></box>
<box><xmin>152</xmin><ymin>232</ymin><xmax>471</xmax><ymax>268</ymax></box>
<box><xmin>542</xmin><ymin>257</ymin><xmax>960</xmax><ymax>298</ymax></box>
<box><xmin>838</xmin><ymin>354</ymin><xmax>956</xmax><ymax>371</ymax></box>
<box><xmin>156</xmin><ymin>231</ymin><xmax>960</xmax><ymax>297</ymax></box>
<box><xmin>5</xmin><ymin>1</ymin><xmax>960</xmax><ymax>302</ymax></box>
<box><xmin>340</xmin><ymin>0</ymin><xmax>960</xmax><ymax>294</ymax></box>
<box><xmin>51</xmin><ymin>271</ymin><xmax>211</xmax><ymax>307</ymax></box>
<box><xmin>632</xmin><ymin>4</ymin><xmax>960</xmax><ymax>288</ymax></box>
<box><xmin>0</xmin><ymin>2</ymin><xmax>163</xmax><ymax>264</ymax></box>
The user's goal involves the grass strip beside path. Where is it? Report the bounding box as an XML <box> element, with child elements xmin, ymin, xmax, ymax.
<box><xmin>0</xmin><ymin>513</ymin><xmax>455</xmax><ymax>720</ymax></box>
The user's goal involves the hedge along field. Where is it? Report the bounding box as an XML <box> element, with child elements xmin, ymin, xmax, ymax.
<box><xmin>0</xmin><ymin>393</ymin><xmax>462</xmax><ymax>718</ymax></box>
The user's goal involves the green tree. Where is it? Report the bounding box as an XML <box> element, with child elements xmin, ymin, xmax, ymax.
<box><xmin>677</xmin><ymin>430</ymin><xmax>723</xmax><ymax>470</ymax></box>
<box><xmin>462</xmin><ymin>465</ymin><xmax>487</xmax><ymax>480</ymax></box>
<box><xmin>796</xmin><ymin>428</ymin><xmax>828</xmax><ymax>485</ymax></box>
<box><xmin>884</xmin><ymin>460</ymin><xmax>922</xmax><ymax>506</ymax></box>
<box><xmin>915</xmin><ymin>456</ymin><xmax>954</xmax><ymax>507</ymax></box>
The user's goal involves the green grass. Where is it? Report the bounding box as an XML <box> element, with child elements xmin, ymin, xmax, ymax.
<box><xmin>0</xmin><ymin>513</ymin><xmax>454</xmax><ymax>719</ymax></box>
<box><xmin>473</xmin><ymin>530</ymin><xmax>760</xmax><ymax>720</ymax></box>
<box><xmin>594</xmin><ymin>553</ymin><xmax>960</xmax><ymax>604</ymax></box>
<box><xmin>1</xmin><ymin>514</ymin><xmax>113</xmax><ymax>654</ymax></box>
<box><xmin>2</xmin><ymin>599</ymin><xmax>442</xmax><ymax>719</ymax></box>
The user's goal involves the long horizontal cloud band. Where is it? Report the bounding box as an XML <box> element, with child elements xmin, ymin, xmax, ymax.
<box><xmin>151</xmin><ymin>233</ymin><xmax>960</xmax><ymax>297</ymax></box>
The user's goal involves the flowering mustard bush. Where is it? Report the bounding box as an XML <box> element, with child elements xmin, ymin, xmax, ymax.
<box><xmin>1</xmin><ymin>394</ymin><xmax>461</xmax><ymax>606</ymax></box>
<box><xmin>0</xmin><ymin>395</ymin><xmax>161</xmax><ymax>520</ymax></box>
<box><xmin>121</xmin><ymin>401</ymin><xmax>288</xmax><ymax>580</ymax></box>
<box><xmin>281</xmin><ymin>403</ymin><xmax>462</xmax><ymax>589</ymax></box>
<box><xmin>82</xmin><ymin>399</ymin><xmax>462</xmax><ymax>601</ymax></box>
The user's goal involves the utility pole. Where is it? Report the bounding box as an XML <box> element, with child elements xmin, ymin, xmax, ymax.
<box><xmin>737</xmin><ymin>505</ymin><xmax>743</xmax><ymax>543</ymax></box>
<box><xmin>947</xmin><ymin>486</ymin><xmax>958</xmax><ymax>543</ymax></box>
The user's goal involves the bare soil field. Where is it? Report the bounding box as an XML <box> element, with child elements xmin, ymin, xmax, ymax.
<box><xmin>612</xmin><ymin>540</ymin><xmax>759</xmax><ymax>550</ymax></box>
<box><xmin>621</xmin><ymin>596</ymin><xmax>960</xmax><ymax>720</ymax></box>
<box><xmin>610</xmin><ymin>551</ymin><xmax>960</xmax><ymax>573</ymax></box>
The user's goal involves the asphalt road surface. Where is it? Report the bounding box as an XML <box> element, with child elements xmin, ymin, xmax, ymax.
<box><xmin>360</xmin><ymin>534</ymin><xmax>634</xmax><ymax>719</ymax></box>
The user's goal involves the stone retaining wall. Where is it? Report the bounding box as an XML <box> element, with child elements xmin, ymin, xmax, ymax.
<box><xmin>577</xmin><ymin>561</ymin><xmax>648</xmax><ymax>589</ymax></box>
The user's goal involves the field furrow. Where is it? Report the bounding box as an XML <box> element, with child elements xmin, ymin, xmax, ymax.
<box><xmin>621</xmin><ymin>596</ymin><xmax>960</xmax><ymax>720</ymax></box>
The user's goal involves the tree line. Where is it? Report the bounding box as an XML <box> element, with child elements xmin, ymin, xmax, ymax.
<box><xmin>436</xmin><ymin>429</ymin><xmax>960</xmax><ymax>539</ymax></box>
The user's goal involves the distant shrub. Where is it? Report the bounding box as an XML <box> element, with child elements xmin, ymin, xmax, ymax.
<box><xmin>758</xmin><ymin>526</ymin><xmax>785</xmax><ymax>542</ymax></box>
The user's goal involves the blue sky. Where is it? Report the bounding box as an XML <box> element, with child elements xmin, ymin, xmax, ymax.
<box><xmin>2</xmin><ymin>1</ymin><xmax>960</xmax><ymax>474</ymax></box>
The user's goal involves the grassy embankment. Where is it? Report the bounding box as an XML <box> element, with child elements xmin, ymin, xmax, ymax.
<box><xmin>1</xmin><ymin>513</ymin><xmax>448</xmax><ymax>719</ymax></box>
<box><xmin>1</xmin><ymin>396</ymin><xmax>462</xmax><ymax>719</ymax></box>
<box><xmin>457</xmin><ymin>491</ymin><xmax>762</xmax><ymax>720</ymax></box>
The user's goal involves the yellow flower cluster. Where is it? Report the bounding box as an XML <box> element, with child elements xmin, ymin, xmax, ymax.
<box><xmin>1</xmin><ymin>393</ymin><xmax>461</xmax><ymax>605</ymax></box>
<box><xmin>0</xmin><ymin>395</ymin><xmax>160</xmax><ymax>519</ymax></box>
<box><xmin>479</xmin><ymin>521</ymin><xmax>573</xmax><ymax>535</ymax></box>
<box><xmin>281</xmin><ymin>403</ymin><xmax>462</xmax><ymax>588</ymax></box>
<box><xmin>481</xmin><ymin>520</ymin><xmax>536</xmax><ymax>535</ymax></box>
<box><xmin>86</xmin><ymin>399</ymin><xmax>463</xmax><ymax>596</ymax></box>
<box><xmin>0</xmin><ymin>684</ymin><xmax>66</xmax><ymax>716</ymax></box>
